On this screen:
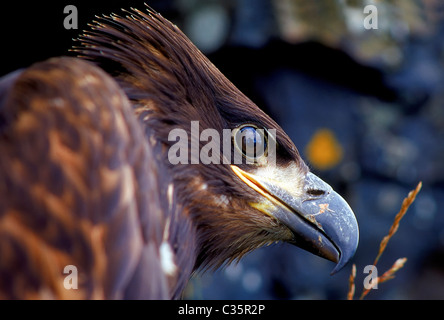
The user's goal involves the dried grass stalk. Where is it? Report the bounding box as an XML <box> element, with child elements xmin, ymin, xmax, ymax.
<box><xmin>359</xmin><ymin>257</ymin><xmax>408</xmax><ymax>300</ymax></box>
<box><xmin>347</xmin><ymin>264</ymin><xmax>356</xmax><ymax>300</ymax></box>
<box><xmin>372</xmin><ymin>182</ymin><xmax>422</xmax><ymax>267</ymax></box>
<box><xmin>347</xmin><ymin>181</ymin><xmax>422</xmax><ymax>300</ymax></box>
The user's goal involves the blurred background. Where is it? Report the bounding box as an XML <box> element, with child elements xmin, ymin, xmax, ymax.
<box><xmin>1</xmin><ymin>0</ymin><xmax>443</xmax><ymax>299</ymax></box>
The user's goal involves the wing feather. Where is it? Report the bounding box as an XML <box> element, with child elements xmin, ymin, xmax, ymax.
<box><xmin>0</xmin><ymin>57</ymin><xmax>168</xmax><ymax>299</ymax></box>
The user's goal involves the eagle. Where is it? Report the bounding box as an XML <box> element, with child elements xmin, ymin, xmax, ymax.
<box><xmin>0</xmin><ymin>6</ymin><xmax>358</xmax><ymax>299</ymax></box>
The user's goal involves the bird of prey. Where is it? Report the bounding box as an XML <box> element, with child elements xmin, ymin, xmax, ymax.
<box><xmin>0</xmin><ymin>6</ymin><xmax>358</xmax><ymax>299</ymax></box>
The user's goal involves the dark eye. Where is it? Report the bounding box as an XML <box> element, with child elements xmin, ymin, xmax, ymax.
<box><xmin>233</xmin><ymin>125</ymin><xmax>267</xmax><ymax>162</ymax></box>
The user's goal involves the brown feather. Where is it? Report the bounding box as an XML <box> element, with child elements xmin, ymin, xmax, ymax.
<box><xmin>0</xmin><ymin>6</ymin><xmax>309</xmax><ymax>299</ymax></box>
<box><xmin>0</xmin><ymin>57</ymin><xmax>171</xmax><ymax>298</ymax></box>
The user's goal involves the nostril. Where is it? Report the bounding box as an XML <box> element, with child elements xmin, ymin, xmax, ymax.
<box><xmin>307</xmin><ymin>189</ymin><xmax>326</xmax><ymax>197</ymax></box>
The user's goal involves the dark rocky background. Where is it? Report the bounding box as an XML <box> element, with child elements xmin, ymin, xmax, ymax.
<box><xmin>1</xmin><ymin>0</ymin><xmax>443</xmax><ymax>299</ymax></box>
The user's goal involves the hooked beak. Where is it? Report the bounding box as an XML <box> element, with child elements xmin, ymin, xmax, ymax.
<box><xmin>231</xmin><ymin>166</ymin><xmax>359</xmax><ymax>274</ymax></box>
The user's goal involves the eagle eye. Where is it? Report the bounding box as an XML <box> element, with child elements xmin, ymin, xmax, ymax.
<box><xmin>233</xmin><ymin>124</ymin><xmax>267</xmax><ymax>163</ymax></box>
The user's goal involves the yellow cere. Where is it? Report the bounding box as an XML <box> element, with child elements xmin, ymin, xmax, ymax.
<box><xmin>249</xmin><ymin>201</ymin><xmax>277</xmax><ymax>218</ymax></box>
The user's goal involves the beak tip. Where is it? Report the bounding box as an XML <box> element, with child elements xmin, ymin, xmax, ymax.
<box><xmin>330</xmin><ymin>258</ymin><xmax>350</xmax><ymax>275</ymax></box>
<box><xmin>330</xmin><ymin>231</ymin><xmax>359</xmax><ymax>275</ymax></box>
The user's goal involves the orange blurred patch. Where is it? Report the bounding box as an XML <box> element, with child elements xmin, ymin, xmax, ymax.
<box><xmin>305</xmin><ymin>128</ymin><xmax>343</xmax><ymax>170</ymax></box>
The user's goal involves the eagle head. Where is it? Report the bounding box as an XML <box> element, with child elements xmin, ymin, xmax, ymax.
<box><xmin>77</xmin><ymin>6</ymin><xmax>359</xmax><ymax>281</ymax></box>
